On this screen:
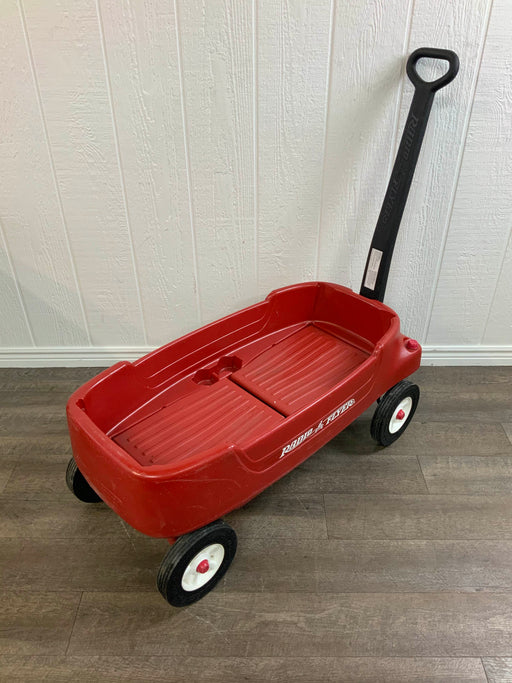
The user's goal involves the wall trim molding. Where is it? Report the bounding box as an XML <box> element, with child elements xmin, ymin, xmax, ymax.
<box><xmin>1</xmin><ymin>345</ymin><xmax>512</xmax><ymax>368</ymax></box>
<box><xmin>421</xmin><ymin>345</ymin><xmax>512</xmax><ymax>366</ymax></box>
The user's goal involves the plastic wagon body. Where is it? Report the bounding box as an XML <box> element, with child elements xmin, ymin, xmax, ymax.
<box><xmin>67</xmin><ymin>281</ymin><xmax>420</xmax><ymax>539</ymax></box>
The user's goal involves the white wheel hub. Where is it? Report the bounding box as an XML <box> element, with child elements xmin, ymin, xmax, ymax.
<box><xmin>388</xmin><ymin>396</ymin><xmax>413</xmax><ymax>434</ymax></box>
<box><xmin>181</xmin><ymin>543</ymin><xmax>225</xmax><ymax>592</ymax></box>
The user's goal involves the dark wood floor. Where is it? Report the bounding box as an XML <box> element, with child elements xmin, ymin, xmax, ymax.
<box><xmin>1</xmin><ymin>366</ymin><xmax>512</xmax><ymax>682</ymax></box>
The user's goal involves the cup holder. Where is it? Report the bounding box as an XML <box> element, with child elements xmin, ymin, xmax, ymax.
<box><xmin>216</xmin><ymin>355</ymin><xmax>242</xmax><ymax>377</ymax></box>
<box><xmin>193</xmin><ymin>368</ymin><xmax>217</xmax><ymax>386</ymax></box>
<box><xmin>193</xmin><ymin>355</ymin><xmax>242</xmax><ymax>385</ymax></box>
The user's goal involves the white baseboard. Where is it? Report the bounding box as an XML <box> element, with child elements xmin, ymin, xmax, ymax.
<box><xmin>0</xmin><ymin>346</ymin><xmax>153</xmax><ymax>368</ymax></box>
<box><xmin>1</xmin><ymin>344</ymin><xmax>512</xmax><ymax>367</ymax></box>
<box><xmin>421</xmin><ymin>345</ymin><xmax>512</xmax><ymax>366</ymax></box>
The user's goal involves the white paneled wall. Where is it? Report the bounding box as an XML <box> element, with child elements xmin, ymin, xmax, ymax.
<box><xmin>0</xmin><ymin>0</ymin><xmax>511</xmax><ymax>366</ymax></box>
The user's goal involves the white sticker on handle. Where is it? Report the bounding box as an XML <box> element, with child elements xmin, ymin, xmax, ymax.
<box><xmin>364</xmin><ymin>248</ymin><xmax>383</xmax><ymax>291</ymax></box>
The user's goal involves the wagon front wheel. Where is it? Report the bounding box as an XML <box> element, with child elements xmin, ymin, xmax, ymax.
<box><xmin>157</xmin><ymin>520</ymin><xmax>237</xmax><ymax>607</ymax></box>
<box><xmin>371</xmin><ymin>379</ymin><xmax>420</xmax><ymax>447</ymax></box>
<box><xmin>65</xmin><ymin>458</ymin><xmax>102</xmax><ymax>503</ymax></box>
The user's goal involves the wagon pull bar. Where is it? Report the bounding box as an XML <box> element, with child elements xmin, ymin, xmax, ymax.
<box><xmin>359</xmin><ymin>47</ymin><xmax>459</xmax><ymax>302</ymax></box>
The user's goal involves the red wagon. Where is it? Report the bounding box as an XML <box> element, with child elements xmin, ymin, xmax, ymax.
<box><xmin>66</xmin><ymin>48</ymin><xmax>458</xmax><ymax>606</ymax></box>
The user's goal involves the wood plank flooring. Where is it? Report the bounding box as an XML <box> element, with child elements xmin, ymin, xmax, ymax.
<box><xmin>0</xmin><ymin>366</ymin><xmax>511</xmax><ymax>681</ymax></box>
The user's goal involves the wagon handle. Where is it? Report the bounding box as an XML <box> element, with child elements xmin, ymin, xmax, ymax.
<box><xmin>360</xmin><ymin>48</ymin><xmax>459</xmax><ymax>302</ymax></box>
<box><xmin>407</xmin><ymin>47</ymin><xmax>459</xmax><ymax>92</ymax></box>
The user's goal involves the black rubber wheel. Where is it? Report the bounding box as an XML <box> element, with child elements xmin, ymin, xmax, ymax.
<box><xmin>157</xmin><ymin>520</ymin><xmax>237</xmax><ymax>607</ymax></box>
<box><xmin>371</xmin><ymin>380</ymin><xmax>420</xmax><ymax>447</ymax></box>
<box><xmin>65</xmin><ymin>458</ymin><xmax>102</xmax><ymax>503</ymax></box>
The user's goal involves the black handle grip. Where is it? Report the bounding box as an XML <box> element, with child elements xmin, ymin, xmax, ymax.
<box><xmin>406</xmin><ymin>47</ymin><xmax>459</xmax><ymax>92</ymax></box>
<box><xmin>359</xmin><ymin>48</ymin><xmax>459</xmax><ymax>303</ymax></box>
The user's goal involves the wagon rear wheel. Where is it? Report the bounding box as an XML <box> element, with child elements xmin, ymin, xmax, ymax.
<box><xmin>371</xmin><ymin>380</ymin><xmax>420</xmax><ymax>446</ymax></box>
<box><xmin>65</xmin><ymin>458</ymin><xmax>102</xmax><ymax>503</ymax></box>
<box><xmin>157</xmin><ymin>520</ymin><xmax>237</xmax><ymax>607</ymax></box>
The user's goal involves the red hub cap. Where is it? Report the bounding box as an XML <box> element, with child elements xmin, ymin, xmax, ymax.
<box><xmin>196</xmin><ymin>559</ymin><xmax>210</xmax><ymax>574</ymax></box>
<box><xmin>396</xmin><ymin>409</ymin><xmax>406</xmax><ymax>420</ymax></box>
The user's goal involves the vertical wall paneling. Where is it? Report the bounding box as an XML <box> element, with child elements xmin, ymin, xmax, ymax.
<box><xmin>252</xmin><ymin>0</ymin><xmax>259</xmax><ymax>293</ymax></box>
<box><xmin>22</xmin><ymin>0</ymin><xmax>145</xmax><ymax>345</ymax></box>
<box><xmin>0</xmin><ymin>0</ymin><xmax>89</xmax><ymax>346</ymax></box>
<box><xmin>485</xmin><ymin>227</ymin><xmax>512</xmax><ymax>344</ymax></box>
<box><xmin>257</xmin><ymin>0</ymin><xmax>332</xmax><ymax>295</ymax></box>
<box><xmin>1</xmin><ymin>0</ymin><xmax>512</xmax><ymax>363</ymax></box>
<box><xmin>480</xmin><ymin>0</ymin><xmax>512</xmax><ymax>345</ymax></box>
<box><xmin>427</xmin><ymin>0</ymin><xmax>512</xmax><ymax>345</ymax></box>
<box><xmin>384</xmin><ymin>0</ymin><xmax>492</xmax><ymax>341</ymax></box>
<box><xmin>317</xmin><ymin>0</ymin><xmax>412</xmax><ymax>291</ymax></box>
<box><xmin>0</xmin><ymin>220</ymin><xmax>33</xmax><ymax>346</ymax></box>
<box><xmin>98</xmin><ymin>0</ymin><xmax>199</xmax><ymax>346</ymax></box>
<box><xmin>177</xmin><ymin>0</ymin><xmax>255</xmax><ymax>324</ymax></box>
<box><xmin>95</xmin><ymin>0</ymin><xmax>148</xmax><ymax>346</ymax></box>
